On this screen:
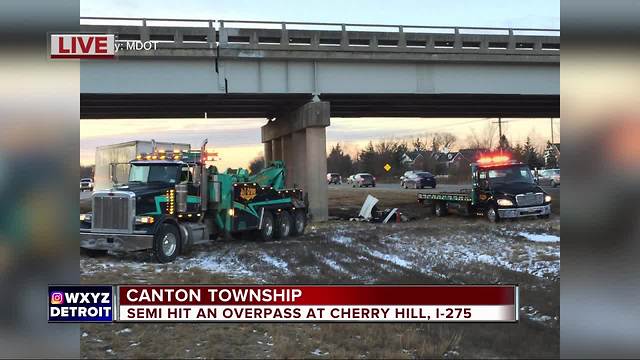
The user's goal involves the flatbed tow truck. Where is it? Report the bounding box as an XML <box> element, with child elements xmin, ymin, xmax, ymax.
<box><xmin>80</xmin><ymin>140</ymin><xmax>307</xmax><ymax>262</ymax></box>
<box><xmin>417</xmin><ymin>155</ymin><xmax>552</xmax><ymax>222</ymax></box>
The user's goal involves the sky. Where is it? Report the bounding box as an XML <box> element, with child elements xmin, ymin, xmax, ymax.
<box><xmin>79</xmin><ymin>0</ymin><xmax>560</xmax><ymax>168</ymax></box>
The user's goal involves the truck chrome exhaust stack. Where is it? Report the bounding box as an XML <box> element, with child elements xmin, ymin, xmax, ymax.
<box><xmin>175</xmin><ymin>184</ymin><xmax>188</xmax><ymax>213</ymax></box>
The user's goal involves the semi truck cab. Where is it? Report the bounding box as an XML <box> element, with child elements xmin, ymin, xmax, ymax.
<box><xmin>80</xmin><ymin>141</ymin><xmax>307</xmax><ymax>262</ymax></box>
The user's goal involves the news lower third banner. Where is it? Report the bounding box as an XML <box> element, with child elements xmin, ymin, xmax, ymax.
<box><xmin>49</xmin><ymin>285</ymin><xmax>518</xmax><ymax>323</ymax></box>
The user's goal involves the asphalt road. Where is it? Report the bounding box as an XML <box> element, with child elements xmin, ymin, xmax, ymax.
<box><xmin>80</xmin><ymin>191</ymin><xmax>93</xmax><ymax>200</ymax></box>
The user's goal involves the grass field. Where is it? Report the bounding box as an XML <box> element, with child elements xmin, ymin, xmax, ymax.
<box><xmin>80</xmin><ymin>187</ymin><xmax>560</xmax><ymax>358</ymax></box>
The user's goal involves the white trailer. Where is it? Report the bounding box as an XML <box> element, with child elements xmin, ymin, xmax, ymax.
<box><xmin>94</xmin><ymin>140</ymin><xmax>190</xmax><ymax>191</ymax></box>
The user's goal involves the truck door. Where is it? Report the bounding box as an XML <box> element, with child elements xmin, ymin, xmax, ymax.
<box><xmin>179</xmin><ymin>165</ymin><xmax>200</xmax><ymax>212</ymax></box>
<box><xmin>476</xmin><ymin>170</ymin><xmax>492</xmax><ymax>207</ymax></box>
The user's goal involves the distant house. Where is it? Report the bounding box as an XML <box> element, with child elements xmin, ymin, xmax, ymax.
<box><xmin>443</xmin><ymin>148</ymin><xmax>489</xmax><ymax>168</ymax></box>
<box><xmin>402</xmin><ymin>150</ymin><xmax>434</xmax><ymax>171</ymax></box>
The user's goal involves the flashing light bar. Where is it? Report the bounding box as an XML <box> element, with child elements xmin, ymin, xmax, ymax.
<box><xmin>134</xmin><ymin>148</ymin><xmax>217</xmax><ymax>162</ymax></box>
<box><xmin>477</xmin><ymin>155</ymin><xmax>511</xmax><ymax>165</ymax></box>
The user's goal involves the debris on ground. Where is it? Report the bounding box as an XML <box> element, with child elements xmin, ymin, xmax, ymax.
<box><xmin>350</xmin><ymin>195</ymin><xmax>408</xmax><ymax>223</ymax></box>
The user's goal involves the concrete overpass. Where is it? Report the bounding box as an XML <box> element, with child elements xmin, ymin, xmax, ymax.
<box><xmin>80</xmin><ymin>17</ymin><xmax>560</xmax><ymax>220</ymax></box>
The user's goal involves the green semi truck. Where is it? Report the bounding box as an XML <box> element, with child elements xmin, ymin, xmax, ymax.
<box><xmin>417</xmin><ymin>155</ymin><xmax>552</xmax><ymax>222</ymax></box>
<box><xmin>80</xmin><ymin>140</ymin><xmax>307</xmax><ymax>262</ymax></box>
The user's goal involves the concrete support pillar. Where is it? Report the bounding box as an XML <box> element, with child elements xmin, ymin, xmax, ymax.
<box><xmin>264</xmin><ymin>141</ymin><xmax>273</xmax><ymax>164</ymax></box>
<box><xmin>303</xmin><ymin>127</ymin><xmax>328</xmax><ymax>221</ymax></box>
<box><xmin>281</xmin><ymin>134</ymin><xmax>294</xmax><ymax>187</ymax></box>
<box><xmin>261</xmin><ymin>101</ymin><xmax>330</xmax><ymax>222</ymax></box>
<box><xmin>271</xmin><ymin>138</ymin><xmax>283</xmax><ymax>161</ymax></box>
<box><xmin>291</xmin><ymin>130</ymin><xmax>306</xmax><ymax>189</ymax></box>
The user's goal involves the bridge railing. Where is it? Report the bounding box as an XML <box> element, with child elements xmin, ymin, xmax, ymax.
<box><xmin>80</xmin><ymin>17</ymin><xmax>559</xmax><ymax>54</ymax></box>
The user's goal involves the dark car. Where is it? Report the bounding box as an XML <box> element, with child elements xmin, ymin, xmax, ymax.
<box><xmin>403</xmin><ymin>172</ymin><xmax>436</xmax><ymax>189</ymax></box>
<box><xmin>352</xmin><ymin>173</ymin><xmax>376</xmax><ymax>187</ymax></box>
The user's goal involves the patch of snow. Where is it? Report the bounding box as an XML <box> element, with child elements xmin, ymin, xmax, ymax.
<box><xmin>310</xmin><ymin>348</ymin><xmax>329</xmax><ymax>356</ymax></box>
<box><xmin>331</xmin><ymin>235</ymin><xmax>353</xmax><ymax>245</ymax></box>
<box><xmin>521</xmin><ymin>305</ymin><xmax>556</xmax><ymax>326</ymax></box>
<box><xmin>116</xmin><ymin>328</ymin><xmax>132</xmax><ymax>334</ymax></box>
<box><xmin>129</xmin><ymin>342</ymin><xmax>140</xmax><ymax>347</ymax></box>
<box><xmin>366</xmin><ymin>249</ymin><xmax>412</xmax><ymax>269</ymax></box>
<box><xmin>81</xmin><ymin>332</ymin><xmax>88</xmax><ymax>337</ymax></box>
<box><xmin>322</xmin><ymin>257</ymin><xmax>348</xmax><ymax>274</ymax></box>
<box><xmin>260</xmin><ymin>254</ymin><xmax>290</xmax><ymax>273</ymax></box>
<box><xmin>518</xmin><ymin>232</ymin><xmax>560</xmax><ymax>243</ymax></box>
<box><xmin>179</xmin><ymin>253</ymin><xmax>254</xmax><ymax>278</ymax></box>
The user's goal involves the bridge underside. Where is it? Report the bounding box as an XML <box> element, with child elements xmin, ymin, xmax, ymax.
<box><xmin>80</xmin><ymin>93</ymin><xmax>559</xmax><ymax>119</ymax></box>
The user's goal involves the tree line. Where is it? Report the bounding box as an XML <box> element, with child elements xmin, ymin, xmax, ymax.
<box><xmin>250</xmin><ymin>131</ymin><xmax>558</xmax><ymax>180</ymax></box>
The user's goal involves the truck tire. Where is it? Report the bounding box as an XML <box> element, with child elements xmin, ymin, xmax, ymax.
<box><xmin>486</xmin><ymin>205</ymin><xmax>500</xmax><ymax>223</ymax></box>
<box><xmin>153</xmin><ymin>223</ymin><xmax>181</xmax><ymax>263</ymax></box>
<box><xmin>274</xmin><ymin>211</ymin><xmax>292</xmax><ymax>239</ymax></box>
<box><xmin>290</xmin><ymin>210</ymin><xmax>306</xmax><ymax>236</ymax></box>
<box><xmin>257</xmin><ymin>211</ymin><xmax>275</xmax><ymax>241</ymax></box>
<box><xmin>434</xmin><ymin>201</ymin><xmax>448</xmax><ymax>217</ymax></box>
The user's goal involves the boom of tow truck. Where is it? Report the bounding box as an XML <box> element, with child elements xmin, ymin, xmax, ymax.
<box><xmin>417</xmin><ymin>154</ymin><xmax>552</xmax><ymax>222</ymax></box>
<box><xmin>80</xmin><ymin>139</ymin><xmax>307</xmax><ymax>262</ymax></box>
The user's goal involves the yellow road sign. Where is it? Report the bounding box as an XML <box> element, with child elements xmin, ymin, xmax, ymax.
<box><xmin>384</xmin><ymin>163</ymin><xmax>391</xmax><ymax>172</ymax></box>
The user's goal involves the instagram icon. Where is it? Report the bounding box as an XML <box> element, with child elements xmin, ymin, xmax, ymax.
<box><xmin>50</xmin><ymin>291</ymin><xmax>64</xmax><ymax>305</ymax></box>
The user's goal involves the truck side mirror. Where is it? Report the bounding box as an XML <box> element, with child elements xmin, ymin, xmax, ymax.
<box><xmin>109</xmin><ymin>163</ymin><xmax>118</xmax><ymax>185</ymax></box>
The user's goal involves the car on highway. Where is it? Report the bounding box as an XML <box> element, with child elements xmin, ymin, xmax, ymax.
<box><xmin>80</xmin><ymin>178</ymin><xmax>94</xmax><ymax>192</ymax></box>
<box><xmin>402</xmin><ymin>171</ymin><xmax>437</xmax><ymax>189</ymax></box>
<box><xmin>326</xmin><ymin>172</ymin><xmax>342</xmax><ymax>184</ymax></box>
<box><xmin>536</xmin><ymin>168</ymin><xmax>560</xmax><ymax>187</ymax></box>
<box><xmin>400</xmin><ymin>170</ymin><xmax>415</xmax><ymax>188</ymax></box>
<box><xmin>352</xmin><ymin>173</ymin><xmax>376</xmax><ymax>187</ymax></box>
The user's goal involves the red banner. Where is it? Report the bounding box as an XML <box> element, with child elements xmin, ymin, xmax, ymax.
<box><xmin>118</xmin><ymin>285</ymin><xmax>515</xmax><ymax>306</ymax></box>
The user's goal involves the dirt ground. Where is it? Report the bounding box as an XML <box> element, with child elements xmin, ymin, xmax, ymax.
<box><xmin>80</xmin><ymin>187</ymin><xmax>560</xmax><ymax>359</ymax></box>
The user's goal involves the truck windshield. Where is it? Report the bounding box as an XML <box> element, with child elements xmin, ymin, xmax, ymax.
<box><xmin>486</xmin><ymin>165</ymin><xmax>534</xmax><ymax>185</ymax></box>
<box><xmin>129</xmin><ymin>164</ymin><xmax>179</xmax><ymax>184</ymax></box>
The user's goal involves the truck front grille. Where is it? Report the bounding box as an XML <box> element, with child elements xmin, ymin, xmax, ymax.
<box><xmin>515</xmin><ymin>193</ymin><xmax>544</xmax><ymax>207</ymax></box>
<box><xmin>93</xmin><ymin>193</ymin><xmax>133</xmax><ymax>232</ymax></box>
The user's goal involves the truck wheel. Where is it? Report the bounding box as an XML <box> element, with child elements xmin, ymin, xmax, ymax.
<box><xmin>257</xmin><ymin>211</ymin><xmax>274</xmax><ymax>241</ymax></box>
<box><xmin>153</xmin><ymin>224</ymin><xmax>181</xmax><ymax>263</ymax></box>
<box><xmin>290</xmin><ymin>210</ymin><xmax>306</xmax><ymax>236</ymax></box>
<box><xmin>434</xmin><ymin>201</ymin><xmax>448</xmax><ymax>217</ymax></box>
<box><xmin>274</xmin><ymin>211</ymin><xmax>292</xmax><ymax>239</ymax></box>
<box><xmin>486</xmin><ymin>205</ymin><xmax>500</xmax><ymax>223</ymax></box>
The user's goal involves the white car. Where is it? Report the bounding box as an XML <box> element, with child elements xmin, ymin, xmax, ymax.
<box><xmin>80</xmin><ymin>178</ymin><xmax>94</xmax><ymax>192</ymax></box>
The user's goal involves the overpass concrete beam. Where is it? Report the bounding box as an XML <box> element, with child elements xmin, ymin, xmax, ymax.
<box><xmin>261</xmin><ymin>101</ymin><xmax>330</xmax><ymax>142</ymax></box>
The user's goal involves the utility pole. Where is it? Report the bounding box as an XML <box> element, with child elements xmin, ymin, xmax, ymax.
<box><xmin>550</xmin><ymin>118</ymin><xmax>554</xmax><ymax>144</ymax></box>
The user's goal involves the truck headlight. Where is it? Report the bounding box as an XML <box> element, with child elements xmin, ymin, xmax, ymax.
<box><xmin>80</xmin><ymin>213</ymin><xmax>92</xmax><ymax>222</ymax></box>
<box><xmin>228</xmin><ymin>208</ymin><xmax>235</xmax><ymax>217</ymax></box>
<box><xmin>545</xmin><ymin>195</ymin><xmax>552</xmax><ymax>203</ymax></box>
<box><xmin>497</xmin><ymin>199</ymin><xmax>514</xmax><ymax>206</ymax></box>
<box><xmin>135</xmin><ymin>216</ymin><xmax>155</xmax><ymax>224</ymax></box>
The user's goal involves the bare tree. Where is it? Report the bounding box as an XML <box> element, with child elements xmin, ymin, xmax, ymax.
<box><xmin>466</xmin><ymin>123</ymin><xmax>497</xmax><ymax>149</ymax></box>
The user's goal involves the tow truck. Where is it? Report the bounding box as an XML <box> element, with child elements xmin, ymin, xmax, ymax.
<box><xmin>417</xmin><ymin>155</ymin><xmax>552</xmax><ymax>222</ymax></box>
<box><xmin>80</xmin><ymin>140</ymin><xmax>307</xmax><ymax>262</ymax></box>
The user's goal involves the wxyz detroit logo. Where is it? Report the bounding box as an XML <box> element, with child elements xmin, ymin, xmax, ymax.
<box><xmin>114</xmin><ymin>40</ymin><xmax>160</xmax><ymax>52</ymax></box>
